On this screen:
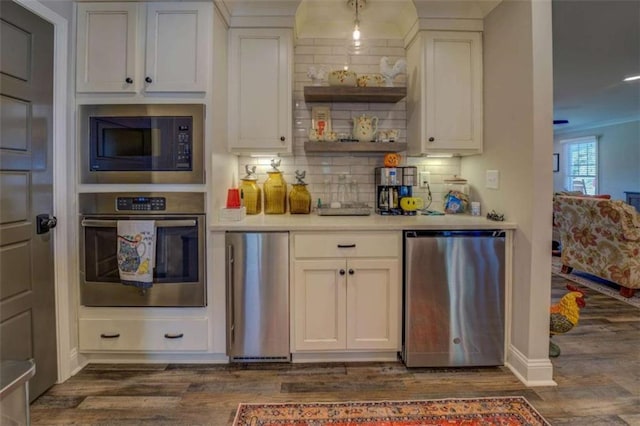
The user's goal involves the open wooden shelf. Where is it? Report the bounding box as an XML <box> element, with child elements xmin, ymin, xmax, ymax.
<box><xmin>304</xmin><ymin>141</ymin><xmax>407</xmax><ymax>153</ymax></box>
<box><xmin>304</xmin><ymin>86</ymin><xmax>407</xmax><ymax>103</ymax></box>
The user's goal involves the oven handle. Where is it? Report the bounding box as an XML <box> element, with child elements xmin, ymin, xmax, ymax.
<box><xmin>81</xmin><ymin>219</ymin><xmax>197</xmax><ymax>228</ymax></box>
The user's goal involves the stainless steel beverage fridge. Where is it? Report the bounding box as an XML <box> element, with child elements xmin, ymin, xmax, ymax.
<box><xmin>226</xmin><ymin>232</ymin><xmax>290</xmax><ymax>362</ymax></box>
<box><xmin>403</xmin><ymin>230</ymin><xmax>505</xmax><ymax>367</ymax></box>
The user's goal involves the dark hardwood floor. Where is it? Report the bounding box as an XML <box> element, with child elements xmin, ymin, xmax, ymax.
<box><xmin>31</xmin><ymin>275</ymin><xmax>640</xmax><ymax>425</ymax></box>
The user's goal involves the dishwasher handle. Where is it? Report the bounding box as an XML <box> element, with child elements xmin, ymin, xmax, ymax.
<box><xmin>226</xmin><ymin>244</ymin><xmax>235</xmax><ymax>350</ymax></box>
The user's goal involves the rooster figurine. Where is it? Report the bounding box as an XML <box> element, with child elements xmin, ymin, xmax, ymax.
<box><xmin>549</xmin><ymin>284</ymin><xmax>586</xmax><ymax>357</ymax></box>
<box><xmin>379</xmin><ymin>57</ymin><xmax>407</xmax><ymax>87</ymax></box>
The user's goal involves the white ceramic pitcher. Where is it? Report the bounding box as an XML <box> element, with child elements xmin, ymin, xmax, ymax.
<box><xmin>352</xmin><ymin>114</ymin><xmax>378</xmax><ymax>142</ymax></box>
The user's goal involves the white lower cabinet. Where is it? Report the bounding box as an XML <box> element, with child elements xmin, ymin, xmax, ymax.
<box><xmin>79</xmin><ymin>317</ymin><xmax>208</xmax><ymax>352</ymax></box>
<box><xmin>292</xmin><ymin>232</ymin><xmax>401</xmax><ymax>352</ymax></box>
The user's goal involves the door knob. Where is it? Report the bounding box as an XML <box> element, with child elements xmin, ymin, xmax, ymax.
<box><xmin>125</xmin><ymin>77</ymin><xmax>133</xmax><ymax>84</ymax></box>
<box><xmin>145</xmin><ymin>76</ymin><xmax>153</xmax><ymax>83</ymax></box>
<box><xmin>339</xmin><ymin>269</ymin><xmax>346</xmax><ymax>275</ymax></box>
<box><xmin>36</xmin><ymin>214</ymin><xmax>57</xmax><ymax>235</ymax></box>
<box><xmin>348</xmin><ymin>269</ymin><xmax>354</xmax><ymax>275</ymax></box>
<box><xmin>428</xmin><ymin>137</ymin><xmax>435</xmax><ymax>142</ymax></box>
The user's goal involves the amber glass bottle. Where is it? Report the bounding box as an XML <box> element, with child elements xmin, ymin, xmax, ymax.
<box><xmin>289</xmin><ymin>183</ymin><xmax>311</xmax><ymax>214</ymax></box>
<box><xmin>263</xmin><ymin>170</ymin><xmax>287</xmax><ymax>214</ymax></box>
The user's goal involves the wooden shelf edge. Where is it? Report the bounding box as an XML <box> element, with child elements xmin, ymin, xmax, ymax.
<box><xmin>304</xmin><ymin>141</ymin><xmax>407</xmax><ymax>153</ymax></box>
<box><xmin>304</xmin><ymin>86</ymin><xmax>407</xmax><ymax>103</ymax></box>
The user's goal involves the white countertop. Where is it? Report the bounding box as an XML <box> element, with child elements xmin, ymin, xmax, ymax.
<box><xmin>210</xmin><ymin>212</ymin><xmax>517</xmax><ymax>231</ymax></box>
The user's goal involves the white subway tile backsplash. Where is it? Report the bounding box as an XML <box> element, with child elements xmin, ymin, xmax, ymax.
<box><xmin>237</xmin><ymin>37</ymin><xmax>462</xmax><ymax>211</ymax></box>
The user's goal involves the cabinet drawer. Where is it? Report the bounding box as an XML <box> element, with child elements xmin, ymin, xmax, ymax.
<box><xmin>79</xmin><ymin>318</ymin><xmax>208</xmax><ymax>352</ymax></box>
<box><xmin>293</xmin><ymin>232</ymin><xmax>400</xmax><ymax>258</ymax></box>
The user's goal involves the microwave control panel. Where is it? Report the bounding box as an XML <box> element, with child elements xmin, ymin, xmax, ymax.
<box><xmin>175</xmin><ymin>122</ymin><xmax>192</xmax><ymax>169</ymax></box>
<box><xmin>116</xmin><ymin>197</ymin><xmax>166</xmax><ymax>211</ymax></box>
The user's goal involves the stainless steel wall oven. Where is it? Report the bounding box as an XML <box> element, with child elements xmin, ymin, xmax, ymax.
<box><xmin>79</xmin><ymin>193</ymin><xmax>206</xmax><ymax>307</ymax></box>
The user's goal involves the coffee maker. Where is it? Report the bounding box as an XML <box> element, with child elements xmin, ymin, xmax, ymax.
<box><xmin>375</xmin><ymin>166</ymin><xmax>417</xmax><ymax>215</ymax></box>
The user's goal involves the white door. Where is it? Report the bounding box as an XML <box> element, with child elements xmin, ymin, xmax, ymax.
<box><xmin>76</xmin><ymin>2</ymin><xmax>138</xmax><ymax>93</ymax></box>
<box><xmin>0</xmin><ymin>0</ymin><xmax>57</xmax><ymax>400</ymax></box>
<box><xmin>425</xmin><ymin>31</ymin><xmax>482</xmax><ymax>151</ymax></box>
<box><xmin>346</xmin><ymin>258</ymin><xmax>400</xmax><ymax>350</ymax></box>
<box><xmin>228</xmin><ymin>28</ymin><xmax>292</xmax><ymax>154</ymax></box>
<box><xmin>144</xmin><ymin>2</ymin><xmax>209</xmax><ymax>92</ymax></box>
<box><xmin>293</xmin><ymin>259</ymin><xmax>346</xmax><ymax>351</ymax></box>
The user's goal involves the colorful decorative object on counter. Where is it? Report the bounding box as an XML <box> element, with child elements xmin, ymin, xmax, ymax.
<box><xmin>263</xmin><ymin>159</ymin><xmax>287</xmax><ymax>214</ymax></box>
<box><xmin>383</xmin><ymin>152</ymin><xmax>400</xmax><ymax>167</ymax></box>
<box><xmin>240</xmin><ymin>165</ymin><xmax>261</xmax><ymax>215</ymax></box>
<box><xmin>289</xmin><ymin>170</ymin><xmax>311</xmax><ymax>214</ymax></box>
<box><xmin>549</xmin><ymin>284</ymin><xmax>586</xmax><ymax>357</ymax></box>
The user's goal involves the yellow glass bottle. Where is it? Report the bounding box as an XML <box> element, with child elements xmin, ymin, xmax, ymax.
<box><xmin>239</xmin><ymin>165</ymin><xmax>261</xmax><ymax>215</ymax></box>
<box><xmin>290</xmin><ymin>184</ymin><xmax>311</xmax><ymax>214</ymax></box>
<box><xmin>289</xmin><ymin>169</ymin><xmax>311</xmax><ymax>214</ymax></box>
<box><xmin>263</xmin><ymin>160</ymin><xmax>287</xmax><ymax>214</ymax></box>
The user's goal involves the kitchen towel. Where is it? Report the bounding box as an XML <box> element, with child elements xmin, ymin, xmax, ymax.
<box><xmin>117</xmin><ymin>220</ymin><xmax>156</xmax><ymax>289</ymax></box>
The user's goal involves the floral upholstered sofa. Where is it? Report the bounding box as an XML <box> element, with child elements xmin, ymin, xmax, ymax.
<box><xmin>553</xmin><ymin>195</ymin><xmax>640</xmax><ymax>297</ymax></box>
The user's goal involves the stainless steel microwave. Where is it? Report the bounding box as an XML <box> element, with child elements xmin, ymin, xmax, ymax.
<box><xmin>79</xmin><ymin>104</ymin><xmax>205</xmax><ymax>184</ymax></box>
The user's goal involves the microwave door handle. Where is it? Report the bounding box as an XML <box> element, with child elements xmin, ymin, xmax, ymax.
<box><xmin>81</xmin><ymin>219</ymin><xmax>197</xmax><ymax>228</ymax></box>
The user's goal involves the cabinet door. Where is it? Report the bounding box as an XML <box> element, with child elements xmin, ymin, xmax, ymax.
<box><xmin>346</xmin><ymin>258</ymin><xmax>400</xmax><ymax>350</ymax></box>
<box><xmin>144</xmin><ymin>3</ymin><xmax>209</xmax><ymax>92</ymax></box>
<box><xmin>76</xmin><ymin>3</ymin><xmax>138</xmax><ymax>93</ymax></box>
<box><xmin>228</xmin><ymin>28</ymin><xmax>292</xmax><ymax>154</ymax></box>
<box><xmin>425</xmin><ymin>31</ymin><xmax>482</xmax><ymax>152</ymax></box>
<box><xmin>293</xmin><ymin>259</ymin><xmax>346</xmax><ymax>351</ymax></box>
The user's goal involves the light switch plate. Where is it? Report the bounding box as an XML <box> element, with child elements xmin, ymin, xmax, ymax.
<box><xmin>419</xmin><ymin>171</ymin><xmax>431</xmax><ymax>188</ymax></box>
<box><xmin>486</xmin><ymin>170</ymin><xmax>499</xmax><ymax>189</ymax></box>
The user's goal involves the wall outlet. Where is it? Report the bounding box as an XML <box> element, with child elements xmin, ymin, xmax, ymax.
<box><xmin>486</xmin><ymin>170</ymin><xmax>500</xmax><ymax>189</ymax></box>
<box><xmin>419</xmin><ymin>171</ymin><xmax>431</xmax><ymax>188</ymax></box>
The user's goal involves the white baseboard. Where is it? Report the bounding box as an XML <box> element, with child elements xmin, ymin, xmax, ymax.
<box><xmin>506</xmin><ymin>344</ymin><xmax>556</xmax><ymax>387</ymax></box>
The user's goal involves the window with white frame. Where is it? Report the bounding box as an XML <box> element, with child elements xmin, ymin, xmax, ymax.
<box><xmin>561</xmin><ymin>136</ymin><xmax>598</xmax><ymax>195</ymax></box>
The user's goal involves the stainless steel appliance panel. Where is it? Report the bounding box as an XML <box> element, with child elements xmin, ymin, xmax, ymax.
<box><xmin>79</xmin><ymin>193</ymin><xmax>206</xmax><ymax>307</ymax></box>
<box><xmin>403</xmin><ymin>230</ymin><xmax>505</xmax><ymax>367</ymax></box>
<box><xmin>79</xmin><ymin>104</ymin><xmax>204</xmax><ymax>184</ymax></box>
<box><xmin>226</xmin><ymin>232</ymin><xmax>290</xmax><ymax>362</ymax></box>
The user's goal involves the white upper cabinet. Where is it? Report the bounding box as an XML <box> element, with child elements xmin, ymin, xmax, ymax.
<box><xmin>76</xmin><ymin>2</ymin><xmax>210</xmax><ymax>94</ymax></box>
<box><xmin>228</xmin><ymin>28</ymin><xmax>293</xmax><ymax>155</ymax></box>
<box><xmin>76</xmin><ymin>3</ymin><xmax>138</xmax><ymax>93</ymax></box>
<box><xmin>407</xmin><ymin>31</ymin><xmax>483</xmax><ymax>156</ymax></box>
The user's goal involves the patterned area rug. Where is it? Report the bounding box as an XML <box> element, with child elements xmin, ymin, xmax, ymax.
<box><xmin>551</xmin><ymin>257</ymin><xmax>640</xmax><ymax>308</ymax></box>
<box><xmin>233</xmin><ymin>397</ymin><xmax>550</xmax><ymax>425</ymax></box>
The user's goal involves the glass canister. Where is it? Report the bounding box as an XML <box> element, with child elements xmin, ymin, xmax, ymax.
<box><xmin>289</xmin><ymin>170</ymin><xmax>311</xmax><ymax>214</ymax></box>
<box><xmin>263</xmin><ymin>159</ymin><xmax>287</xmax><ymax>214</ymax></box>
<box><xmin>239</xmin><ymin>165</ymin><xmax>261</xmax><ymax>214</ymax></box>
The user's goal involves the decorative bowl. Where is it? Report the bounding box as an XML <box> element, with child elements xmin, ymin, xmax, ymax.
<box><xmin>357</xmin><ymin>73</ymin><xmax>385</xmax><ymax>87</ymax></box>
<box><xmin>328</xmin><ymin>70</ymin><xmax>357</xmax><ymax>87</ymax></box>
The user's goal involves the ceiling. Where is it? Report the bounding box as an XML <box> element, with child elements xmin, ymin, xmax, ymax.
<box><xmin>552</xmin><ymin>0</ymin><xmax>640</xmax><ymax>133</ymax></box>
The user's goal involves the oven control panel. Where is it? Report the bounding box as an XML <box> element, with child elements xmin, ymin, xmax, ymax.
<box><xmin>116</xmin><ymin>196</ymin><xmax>166</xmax><ymax>211</ymax></box>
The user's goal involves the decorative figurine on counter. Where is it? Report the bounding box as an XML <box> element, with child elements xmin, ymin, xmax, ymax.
<box><xmin>289</xmin><ymin>170</ymin><xmax>311</xmax><ymax>214</ymax></box>
<box><xmin>239</xmin><ymin>165</ymin><xmax>261</xmax><ymax>215</ymax></box>
<box><xmin>379</xmin><ymin>57</ymin><xmax>407</xmax><ymax>87</ymax></box>
<box><xmin>383</xmin><ymin>152</ymin><xmax>401</xmax><ymax>168</ymax></box>
<box><xmin>263</xmin><ymin>159</ymin><xmax>287</xmax><ymax>214</ymax></box>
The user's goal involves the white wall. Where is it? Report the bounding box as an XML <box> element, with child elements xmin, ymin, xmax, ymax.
<box><xmin>553</xmin><ymin>120</ymin><xmax>640</xmax><ymax>200</ymax></box>
<box><xmin>461</xmin><ymin>0</ymin><xmax>555</xmax><ymax>385</ymax></box>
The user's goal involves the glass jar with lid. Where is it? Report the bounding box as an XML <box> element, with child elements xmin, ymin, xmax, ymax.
<box><xmin>289</xmin><ymin>170</ymin><xmax>311</xmax><ymax>214</ymax></box>
<box><xmin>263</xmin><ymin>159</ymin><xmax>287</xmax><ymax>214</ymax></box>
<box><xmin>239</xmin><ymin>165</ymin><xmax>261</xmax><ymax>214</ymax></box>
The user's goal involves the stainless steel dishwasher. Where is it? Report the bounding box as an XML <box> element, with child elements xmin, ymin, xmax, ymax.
<box><xmin>403</xmin><ymin>230</ymin><xmax>505</xmax><ymax>367</ymax></box>
<box><xmin>226</xmin><ymin>232</ymin><xmax>290</xmax><ymax>362</ymax></box>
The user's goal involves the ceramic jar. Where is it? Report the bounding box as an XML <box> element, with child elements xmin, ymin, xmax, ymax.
<box><xmin>263</xmin><ymin>170</ymin><xmax>287</xmax><ymax>214</ymax></box>
<box><xmin>352</xmin><ymin>114</ymin><xmax>379</xmax><ymax>142</ymax></box>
